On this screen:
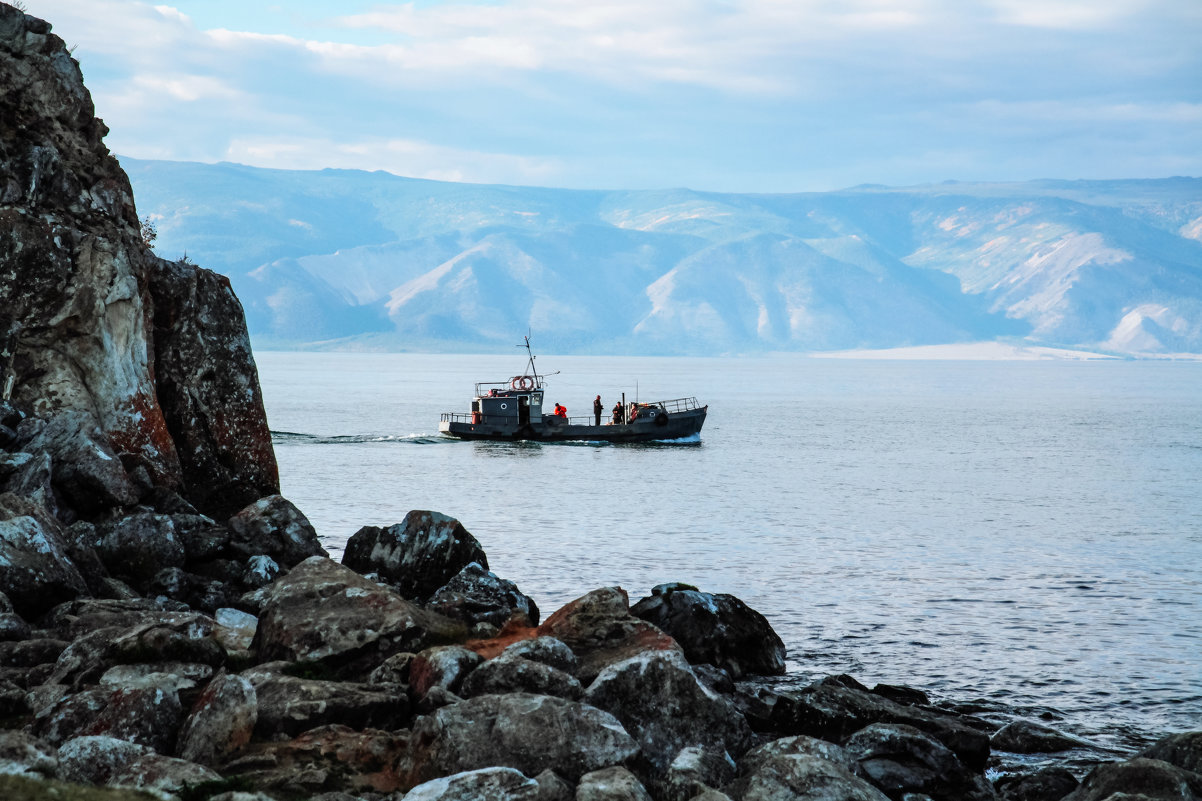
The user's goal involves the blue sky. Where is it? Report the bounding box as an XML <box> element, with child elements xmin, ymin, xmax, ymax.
<box><xmin>26</xmin><ymin>0</ymin><xmax>1202</xmax><ymax>192</ymax></box>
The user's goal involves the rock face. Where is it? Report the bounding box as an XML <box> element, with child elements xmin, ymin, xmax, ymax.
<box><xmin>0</xmin><ymin>2</ymin><xmax>277</xmax><ymax>521</ymax></box>
<box><xmin>630</xmin><ymin>584</ymin><xmax>786</xmax><ymax>678</ymax></box>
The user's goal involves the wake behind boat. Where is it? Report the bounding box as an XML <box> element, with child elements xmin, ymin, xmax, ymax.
<box><xmin>438</xmin><ymin>338</ymin><xmax>707</xmax><ymax>443</ymax></box>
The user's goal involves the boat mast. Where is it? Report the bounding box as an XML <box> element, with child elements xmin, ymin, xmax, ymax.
<box><xmin>520</xmin><ymin>334</ymin><xmax>541</xmax><ymax>386</ymax></box>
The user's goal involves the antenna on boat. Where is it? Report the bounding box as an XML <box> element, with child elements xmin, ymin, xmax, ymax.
<box><xmin>519</xmin><ymin>332</ymin><xmax>540</xmax><ymax>386</ymax></box>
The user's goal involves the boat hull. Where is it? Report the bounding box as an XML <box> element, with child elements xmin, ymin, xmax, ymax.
<box><xmin>440</xmin><ymin>407</ymin><xmax>707</xmax><ymax>443</ymax></box>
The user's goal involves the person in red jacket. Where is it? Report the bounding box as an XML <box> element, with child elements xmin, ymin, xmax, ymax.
<box><xmin>554</xmin><ymin>403</ymin><xmax>567</xmax><ymax>418</ymax></box>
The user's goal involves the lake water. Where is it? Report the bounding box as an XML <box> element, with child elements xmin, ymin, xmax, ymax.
<box><xmin>256</xmin><ymin>352</ymin><xmax>1202</xmax><ymax>752</ymax></box>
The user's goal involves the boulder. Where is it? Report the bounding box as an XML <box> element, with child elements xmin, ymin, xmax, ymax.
<box><xmin>98</xmin><ymin>662</ymin><xmax>214</xmax><ymax>704</ymax></box>
<box><xmin>405</xmin><ymin>766</ymin><xmax>541</xmax><ymax>801</ymax></box>
<box><xmin>94</xmin><ymin>512</ymin><xmax>186</xmax><ymax>586</ymax></box>
<box><xmin>214</xmin><ymin>606</ymin><xmax>258</xmax><ymax>656</ymax></box>
<box><xmin>15</xmin><ymin>412</ymin><xmax>141</xmax><ymax>513</ymax></box>
<box><xmin>734</xmin><ymin>754</ymin><xmax>891</xmax><ymax>801</ymax></box>
<box><xmin>843</xmin><ymin>723</ymin><xmax>998</xmax><ymax>801</ymax></box>
<box><xmin>404</xmin><ymin>692</ymin><xmax>638</xmax><ymax>785</ymax></box>
<box><xmin>108</xmin><ymin>752</ymin><xmax>222</xmax><ymax>797</ymax></box>
<box><xmin>149</xmin><ymin>566</ymin><xmax>241</xmax><ymax>613</ymax></box>
<box><xmin>0</xmin><ymin>611</ymin><xmax>31</xmax><ymax>642</ymax></box>
<box><xmin>460</xmin><ymin>653</ymin><xmax>583</xmax><ymax>701</ymax></box>
<box><xmin>367</xmin><ymin>652</ymin><xmax>415</xmax><ymax>686</ymax></box>
<box><xmin>226</xmin><ymin>495</ymin><xmax>327</xmax><ymax>567</ymax></box>
<box><xmin>0</xmin><ymin>512</ymin><xmax>88</xmax><ymax>619</ymax></box>
<box><xmin>1062</xmin><ymin>757</ymin><xmax>1202</xmax><ymax>800</ymax></box>
<box><xmin>533</xmin><ymin>768</ymin><xmax>574</xmax><ymax>801</ymax></box>
<box><xmin>577</xmin><ymin>765</ymin><xmax>654</xmax><ymax>801</ymax></box>
<box><xmin>1138</xmin><ymin>731</ymin><xmax>1202</xmax><ymax>774</ymax></box>
<box><xmin>630</xmin><ymin>584</ymin><xmax>785</xmax><ymax>678</ymax></box>
<box><xmin>31</xmin><ymin>681</ymin><xmax>185</xmax><ymax>751</ymax></box>
<box><xmin>244</xmin><ymin>665</ymin><xmax>409</xmax><ymax>738</ymax></box>
<box><xmin>996</xmin><ymin>766</ymin><xmax>1079</xmax><ymax>801</ymax></box>
<box><xmin>176</xmin><ymin>671</ymin><xmax>258</xmax><ymax>767</ymax></box>
<box><xmin>169</xmin><ymin>513</ymin><xmax>231</xmax><ymax>562</ymax></box>
<box><xmin>428</xmin><ymin>562</ymin><xmax>540</xmax><ymax>627</ymax></box>
<box><xmin>57</xmin><ymin>735</ymin><xmax>154</xmax><ymax>785</ymax></box>
<box><xmin>536</xmin><ymin>587</ymin><xmax>682</xmax><ymax>683</ymax></box>
<box><xmin>740</xmin><ymin>735</ymin><xmax>861</xmax><ymax>778</ymax></box>
<box><xmin>148</xmin><ymin>255</ymin><xmax>280</xmax><ymax>520</ymax></box>
<box><xmin>410</xmin><ymin>645</ymin><xmax>484</xmax><ymax>698</ymax></box>
<box><xmin>502</xmin><ymin>636</ymin><xmax>579</xmax><ymax>674</ymax></box>
<box><xmin>991</xmin><ymin>719</ymin><xmax>1096</xmax><ymax>754</ymax></box>
<box><xmin>252</xmin><ymin>556</ymin><xmax>464</xmax><ymax>673</ymax></box>
<box><xmin>342</xmin><ymin>510</ymin><xmax>488</xmax><ymax>600</ymax></box>
<box><xmin>0</xmin><ymin>730</ymin><xmax>58</xmax><ymax>778</ymax></box>
<box><xmin>660</xmin><ymin>746</ymin><xmax>737</xmax><ymax>801</ymax></box>
<box><xmin>223</xmin><ymin>724</ymin><xmax>409</xmax><ymax>795</ymax></box>
<box><xmin>583</xmin><ymin>650</ymin><xmax>752</xmax><ymax>774</ymax></box>
<box><xmin>769</xmin><ymin>681</ymin><xmax>992</xmax><ymax>772</ymax></box>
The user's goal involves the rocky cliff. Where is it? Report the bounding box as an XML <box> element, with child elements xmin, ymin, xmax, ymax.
<box><xmin>0</xmin><ymin>3</ymin><xmax>277</xmax><ymax>518</ymax></box>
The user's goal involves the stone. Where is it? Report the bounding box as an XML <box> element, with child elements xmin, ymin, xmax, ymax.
<box><xmin>769</xmin><ymin>681</ymin><xmax>992</xmax><ymax>772</ymax></box>
<box><xmin>214</xmin><ymin>606</ymin><xmax>258</xmax><ymax>655</ymax></box>
<box><xmin>630</xmin><ymin>586</ymin><xmax>785</xmax><ymax>678</ymax></box>
<box><xmin>536</xmin><ymin>587</ymin><xmax>683</xmax><ymax>683</ymax></box>
<box><xmin>410</xmin><ymin>645</ymin><xmax>484</xmax><ymax>698</ymax></box>
<box><xmin>871</xmin><ymin>684</ymin><xmax>931</xmax><ymax>707</ymax></box>
<box><xmin>244</xmin><ymin>665</ymin><xmax>409</xmax><ymax>738</ymax></box>
<box><xmin>661</xmin><ymin>746</ymin><xmax>737</xmax><ymax>801</ymax></box>
<box><xmin>57</xmin><ymin>735</ymin><xmax>153</xmax><ymax>785</ymax></box>
<box><xmin>243</xmin><ymin>554</ymin><xmax>280</xmax><ymax>587</ymax></box>
<box><xmin>502</xmin><ymin>636</ymin><xmax>579</xmax><ymax>674</ymax></box>
<box><xmin>98</xmin><ymin>662</ymin><xmax>213</xmax><ymax>698</ymax></box>
<box><xmin>31</xmin><ymin>681</ymin><xmax>185</xmax><ymax>751</ymax></box>
<box><xmin>110</xmin><ymin>752</ymin><xmax>222</xmax><ymax>796</ymax></box>
<box><xmin>533</xmin><ymin>768</ymin><xmax>574</xmax><ymax>801</ymax></box>
<box><xmin>342</xmin><ymin>510</ymin><xmax>488</xmax><ymax>600</ymax></box>
<box><xmin>428</xmin><ymin>561</ymin><xmax>540</xmax><ymax>627</ymax></box>
<box><xmin>367</xmin><ymin>651</ymin><xmax>414</xmax><ymax>686</ymax></box>
<box><xmin>843</xmin><ymin>723</ymin><xmax>998</xmax><ymax>801</ymax></box>
<box><xmin>15</xmin><ymin>412</ymin><xmax>141</xmax><ymax>513</ymax></box>
<box><xmin>176</xmin><ymin>671</ymin><xmax>258</xmax><ymax>767</ymax></box>
<box><xmin>1062</xmin><ymin>757</ymin><xmax>1202</xmax><ymax>800</ymax></box>
<box><xmin>226</xmin><ymin>495</ymin><xmax>327</xmax><ymax>567</ymax></box>
<box><xmin>148</xmin><ymin>566</ymin><xmax>241</xmax><ymax>613</ymax></box>
<box><xmin>996</xmin><ymin>766</ymin><xmax>1080</xmax><ymax>801</ymax></box>
<box><xmin>992</xmin><ymin>719</ymin><xmax>1096</xmax><ymax>754</ymax></box>
<box><xmin>740</xmin><ymin>734</ymin><xmax>860</xmax><ymax>777</ymax></box>
<box><xmin>1138</xmin><ymin>730</ymin><xmax>1202</xmax><ymax>774</ymax></box>
<box><xmin>223</xmin><ymin>724</ymin><xmax>409</xmax><ymax>795</ymax></box>
<box><xmin>0</xmin><ymin>611</ymin><xmax>31</xmax><ymax>641</ymax></box>
<box><xmin>252</xmin><ymin>556</ymin><xmax>464</xmax><ymax>673</ymax></box>
<box><xmin>404</xmin><ymin>692</ymin><xmax>638</xmax><ymax>785</ymax></box>
<box><xmin>404</xmin><ymin>766</ymin><xmax>541</xmax><ymax>800</ymax></box>
<box><xmin>0</xmin><ymin>512</ymin><xmax>88</xmax><ymax>619</ymax></box>
<box><xmin>584</xmin><ymin>650</ymin><xmax>752</xmax><ymax>774</ymax></box>
<box><xmin>170</xmin><ymin>513</ymin><xmax>231</xmax><ymax>561</ymax></box>
<box><xmin>460</xmin><ymin>653</ymin><xmax>583</xmax><ymax>701</ymax></box>
<box><xmin>94</xmin><ymin>512</ymin><xmax>186</xmax><ymax>586</ymax></box>
<box><xmin>0</xmin><ymin>730</ymin><xmax>58</xmax><ymax>778</ymax></box>
<box><xmin>577</xmin><ymin>765</ymin><xmax>654</xmax><ymax>800</ymax></box>
<box><xmin>734</xmin><ymin>754</ymin><xmax>891</xmax><ymax>801</ymax></box>
<box><xmin>148</xmin><ymin>256</ymin><xmax>280</xmax><ymax>520</ymax></box>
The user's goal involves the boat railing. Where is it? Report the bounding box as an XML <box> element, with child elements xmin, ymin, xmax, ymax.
<box><xmin>475</xmin><ymin>377</ymin><xmax>541</xmax><ymax>396</ymax></box>
<box><xmin>647</xmin><ymin>397</ymin><xmax>703</xmax><ymax>413</ymax></box>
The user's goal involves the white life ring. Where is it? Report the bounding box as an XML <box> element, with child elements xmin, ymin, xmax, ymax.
<box><xmin>510</xmin><ymin>375</ymin><xmax>535</xmax><ymax>391</ymax></box>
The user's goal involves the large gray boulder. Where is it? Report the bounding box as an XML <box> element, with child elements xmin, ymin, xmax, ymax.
<box><xmin>226</xmin><ymin>495</ymin><xmax>327</xmax><ymax>568</ymax></box>
<box><xmin>460</xmin><ymin>653</ymin><xmax>583</xmax><ymax>701</ymax></box>
<box><xmin>0</xmin><ymin>511</ymin><xmax>87</xmax><ymax>619</ymax></box>
<box><xmin>991</xmin><ymin>719</ymin><xmax>1096</xmax><ymax>754</ymax></box>
<box><xmin>94</xmin><ymin>512</ymin><xmax>186</xmax><ymax>586</ymax></box>
<box><xmin>1138</xmin><ymin>730</ymin><xmax>1202</xmax><ymax>774</ymax></box>
<box><xmin>630</xmin><ymin>584</ymin><xmax>786</xmax><ymax>678</ymax></box>
<box><xmin>844</xmin><ymin>723</ymin><xmax>997</xmax><ymax>801</ymax></box>
<box><xmin>176</xmin><ymin>671</ymin><xmax>257</xmax><ymax>767</ymax></box>
<box><xmin>244</xmin><ymin>664</ymin><xmax>408</xmax><ymax>737</ymax></box>
<box><xmin>536</xmin><ymin>587</ymin><xmax>682</xmax><ymax>683</ymax></box>
<box><xmin>252</xmin><ymin>556</ymin><xmax>463</xmax><ymax>672</ymax></box>
<box><xmin>342</xmin><ymin>510</ymin><xmax>488</xmax><ymax>600</ymax></box>
<box><xmin>1062</xmin><ymin>756</ymin><xmax>1202</xmax><ymax>800</ymax></box>
<box><xmin>576</xmin><ymin>765</ymin><xmax>654</xmax><ymax>801</ymax></box>
<box><xmin>404</xmin><ymin>692</ymin><xmax>639</xmax><ymax>785</ymax></box>
<box><xmin>734</xmin><ymin>754</ymin><xmax>891</xmax><ymax>801</ymax></box>
<box><xmin>30</xmin><ymin>680</ymin><xmax>185</xmax><ymax>752</ymax></box>
<box><xmin>0</xmin><ymin>730</ymin><xmax>58</xmax><ymax>778</ymax></box>
<box><xmin>583</xmin><ymin>650</ymin><xmax>752</xmax><ymax>774</ymax></box>
<box><xmin>428</xmin><ymin>561</ymin><xmax>540</xmax><ymax>627</ymax></box>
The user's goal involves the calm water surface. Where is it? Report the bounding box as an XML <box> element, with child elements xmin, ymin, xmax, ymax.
<box><xmin>257</xmin><ymin>352</ymin><xmax>1202</xmax><ymax>750</ymax></box>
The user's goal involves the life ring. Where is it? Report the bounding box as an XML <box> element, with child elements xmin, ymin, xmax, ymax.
<box><xmin>510</xmin><ymin>375</ymin><xmax>535</xmax><ymax>391</ymax></box>
<box><xmin>654</xmin><ymin>412</ymin><xmax>669</xmax><ymax>427</ymax></box>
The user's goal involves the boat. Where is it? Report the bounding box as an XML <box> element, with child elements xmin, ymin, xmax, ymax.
<box><xmin>438</xmin><ymin>338</ymin><xmax>707</xmax><ymax>443</ymax></box>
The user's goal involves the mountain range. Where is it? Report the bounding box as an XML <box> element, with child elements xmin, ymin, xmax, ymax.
<box><xmin>120</xmin><ymin>159</ymin><xmax>1202</xmax><ymax>356</ymax></box>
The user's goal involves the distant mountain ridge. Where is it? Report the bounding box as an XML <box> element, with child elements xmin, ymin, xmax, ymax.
<box><xmin>121</xmin><ymin>159</ymin><xmax>1202</xmax><ymax>355</ymax></box>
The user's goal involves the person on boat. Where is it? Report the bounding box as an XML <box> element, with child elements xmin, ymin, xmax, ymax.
<box><xmin>593</xmin><ymin>395</ymin><xmax>603</xmax><ymax>426</ymax></box>
<box><xmin>554</xmin><ymin>403</ymin><xmax>567</xmax><ymax>419</ymax></box>
<box><xmin>612</xmin><ymin>401</ymin><xmax>623</xmax><ymax>425</ymax></box>
<box><xmin>629</xmin><ymin>402</ymin><xmax>639</xmax><ymax>421</ymax></box>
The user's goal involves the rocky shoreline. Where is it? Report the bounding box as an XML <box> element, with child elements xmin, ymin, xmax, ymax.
<box><xmin>0</xmin><ymin>3</ymin><xmax>1199</xmax><ymax>800</ymax></box>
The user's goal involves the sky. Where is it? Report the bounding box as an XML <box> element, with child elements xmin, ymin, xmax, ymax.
<box><xmin>23</xmin><ymin>0</ymin><xmax>1202</xmax><ymax>192</ymax></box>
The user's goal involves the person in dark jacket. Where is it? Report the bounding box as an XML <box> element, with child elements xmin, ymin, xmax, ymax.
<box><xmin>593</xmin><ymin>395</ymin><xmax>603</xmax><ymax>426</ymax></box>
<box><xmin>612</xmin><ymin>401</ymin><xmax>623</xmax><ymax>425</ymax></box>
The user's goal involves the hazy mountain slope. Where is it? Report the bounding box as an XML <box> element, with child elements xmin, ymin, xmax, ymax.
<box><xmin>122</xmin><ymin>158</ymin><xmax>1202</xmax><ymax>355</ymax></box>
